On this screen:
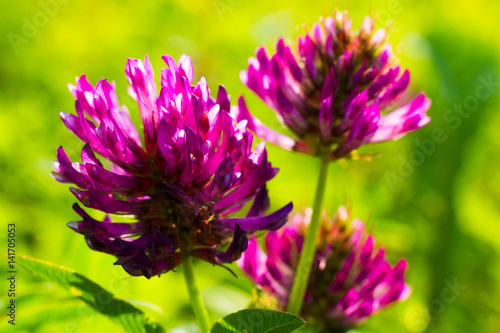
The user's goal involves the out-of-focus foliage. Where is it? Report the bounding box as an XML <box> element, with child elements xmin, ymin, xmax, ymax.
<box><xmin>0</xmin><ymin>0</ymin><xmax>498</xmax><ymax>332</ymax></box>
<box><xmin>9</xmin><ymin>255</ymin><xmax>164</xmax><ymax>333</ymax></box>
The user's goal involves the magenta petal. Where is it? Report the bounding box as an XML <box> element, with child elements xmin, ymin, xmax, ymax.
<box><xmin>367</xmin><ymin>66</ymin><xmax>400</xmax><ymax>98</ymax></box>
<box><xmin>216</xmin><ymin>85</ymin><xmax>231</xmax><ymax>112</ymax></box>
<box><xmin>330</xmin><ymin>252</ymin><xmax>355</xmax><ymax>292</ymax></box>
<box><xmin>237</xmin><ymin>238</ymin><xmax>266</xmax><ymax>281</ymax></box>
<box><xmin>338</xmin><ymin>91</ymin><xmax>368</xmax><ymax>133</ymax></box>
<box><xmin>178</xmin><ymin>54</ymin><xmax>194</xmax><ymax>83</ymax></box>
<box><xmin>213</xmin><ymin>224</ymin><xmax>248</xmax><ymax>264</ymax></box>
<box><xmin>70</xmin><ymin>203</ymin><xmax>145</xmax><ymax>238</ymax></box>
<box><xmin>217</xmin><ymin>202</ymin><xmax>293</xmax><ymax>233</ymax></box>
<box><xmin>52</xmin><ymin>147</ymin><xmax>88</xmax><ymax>189</ymax></box>
<box><xmin>319</xmin><ymin>96</ymin><xmax>334</xmax><ymax>143</ymax></box>
<box><xmin>246</xmin><ymin>184</ymin><xmax>270</xmax><ymax>218</ymax></box>
<box><xmin>370</xmin><ymin>93</ymin><xmax>431</xmax><ymax>143</ymax></box>
<box><xmin>126</xmin><ymin>56</ymin><xmax>158</xmax><ymax>150</ymax></box>
<box><xmin>60</xmin><ymin>112</ymin><xmax>86</xmax><ymax>141</ymax></box>
<box><xmin>376</xmin><ymin>69</ymin><xmax>410</xmax><ymax>107</ymax></box>
<box><xmin>338</xmin><ymin>288</ymin><xmax>359</xmax><ymax>311</ymax></box>
<box><xmin>232</xmin><ymin>96</ymin><xmax>302</xmax><ymax>152</ymax></box>
<box><xmin>211</xmin><ymin>156</ymin><xmax>236</xmax><ymax>198</ymax></box>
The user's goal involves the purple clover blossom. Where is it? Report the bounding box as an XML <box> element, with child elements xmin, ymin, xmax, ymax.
<box><xmin>52</xmin><ymin>54</ymin><xmax>293</xmax><ymax>279</ymax></box>
<box><xmin>238</xmin><ymin>207</ymin><xmax>411</xmax><ymax>331</ymax></box>
<box><xmin>234</xmin><ymin>11</ymin><xmax>431</xmax><ymax>159</ymax></box>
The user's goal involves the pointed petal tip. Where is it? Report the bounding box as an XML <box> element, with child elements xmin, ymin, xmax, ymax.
<box><xmin>67</xmin><ymin>221</ymin><xmax>80</xmax><ymax>232</ymax></box>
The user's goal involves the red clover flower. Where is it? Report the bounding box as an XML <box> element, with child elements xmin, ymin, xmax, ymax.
<box><xmin>52</xmin><ymin>55</ymin><xmax>292</xmax><ymax>279</ymax></box>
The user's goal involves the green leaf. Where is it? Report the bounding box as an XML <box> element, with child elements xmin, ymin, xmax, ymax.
<box><xmin>210</xmin><ymin>309</ymin><xmax>305</xmax><ymax>333</ymax></box>
<box><xmin>0</xmin><ymin>299</ymin><xmax>96</xmax><ymax>333</ymax></box>
<box><xmin>16</xmin><ymin>254</ymin><xmax>165</xmax><ymax>333</ymax></box>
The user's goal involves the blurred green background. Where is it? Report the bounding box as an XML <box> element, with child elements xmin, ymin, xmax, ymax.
<box><xmin>0</xmin><ymin>0</ymin><xmax>499</xmax><ymax>332</ymax></box>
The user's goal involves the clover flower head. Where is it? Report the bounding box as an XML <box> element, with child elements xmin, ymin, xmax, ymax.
<box><xmin>235</xmin><ymin>10</ymin><xmax>431</xmax><ymax>158</ymax></box>
<box><xmin>53</xmin><ymin>54</ymin><xmax>292</xmax><ymax>278</ymax></box>
<box><xmin>238</xmin><ymin>207</ymin><xmax>410</xmax><ymax>331</ymax></box>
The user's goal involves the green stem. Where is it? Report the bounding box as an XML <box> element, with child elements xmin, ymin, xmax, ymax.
<box><xmin>182</xmin><ymin>253</ymin><xmax>211</xmax><ymax>333</ymax></box>
<box><xmin>286</xmin><ymin>149</ymin><xmax>330</xmax><ymax>314</ymax></box>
